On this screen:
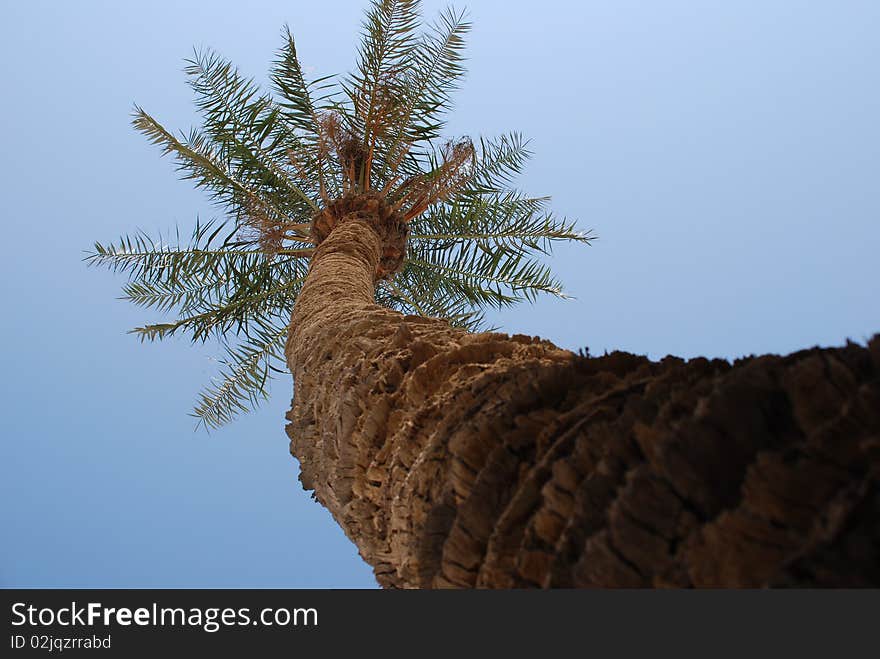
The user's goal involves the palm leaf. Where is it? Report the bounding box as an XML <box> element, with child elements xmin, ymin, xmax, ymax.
<box><xmin>185</xmin><ymin>48</ymin><xmax>319</xmax><ymax>218</ymax></box>
<box><xmin>193</xmin><ymin>321</ymin><xmax>288</xmax><ymax>429</ymax></box>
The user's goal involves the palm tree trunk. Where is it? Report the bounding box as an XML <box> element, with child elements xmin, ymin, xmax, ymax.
<box><xmin>285</xmin><ymin>213</ymin><xmax>880</xmax><ymax>588</ymax></box>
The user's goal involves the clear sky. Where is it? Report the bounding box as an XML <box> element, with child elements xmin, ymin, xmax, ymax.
<box><xmin>1</xmin><ymin>1</ymin><xmax>877</xmax><ymax>587</ymax></box>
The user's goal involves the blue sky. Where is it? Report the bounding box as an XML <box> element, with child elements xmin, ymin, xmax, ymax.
<box><xmin>1</xmin><ymin>0</ymin><xmax>877</xmax><ymax>587</ymax></box>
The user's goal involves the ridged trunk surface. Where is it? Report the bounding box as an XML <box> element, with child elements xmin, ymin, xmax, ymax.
<box><xmin>285</xmin><ymin>214</ymin><xmax>880</xmax><ymax>588</ymax></box>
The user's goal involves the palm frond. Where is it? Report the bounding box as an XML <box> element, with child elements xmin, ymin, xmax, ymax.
<box><xmin>347</xmin><ymin>0</ymin><xmax>421</xmax><ymax>131</ymax></box>
<box><xmin>412</xmin><ymin>192</ymin><xmax>593</xmax><ymax>254</ymax></box>
<box><xmin>132</xmin><ymin>109</ymin><xmax>294</xmax><ymax>227</ymax></box>
<box><xmin>193</xmin><ymin>320</ymin><xmax>288</xmax><ymax>429</ymax></box>
<box><xmin>379</xmin><ymin>275</ymin><xmax>485</xmax><ymax>331</ymax></box>
<box><xmin>130</xmin><ymin>271</ymin><xmax>305</xmax><ymax>343</ymax></box>
<box><xmin>376</xmin><ymin>6</ymin><xmax>470</xmax><ymax>185</ymax></box>
<box><xmin>185</xmin><ymin>48</ymin><xmax>319</xmax><ymax>219</ymax></box>
<box><xmin>86</xmin><ymin>219</ymin><xmax>310</xmax><ymax>316</ymax></box>
<box><xmin>407</xmin><ymin>238</ymin><xmax>570</xmax><ymax>306</ymax></box>
<box><xmin>271</xmin><ymin>26</ymin><xmax>341</xmax><ymax>199</ymax></box>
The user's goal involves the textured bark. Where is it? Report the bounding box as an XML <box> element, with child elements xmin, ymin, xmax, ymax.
<box><xmin>285</xmin><ymin>212</ymin><xmax>880</xmax><ymax>588</ymax></box>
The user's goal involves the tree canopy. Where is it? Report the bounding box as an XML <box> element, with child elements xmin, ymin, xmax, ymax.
<box><xmin>87</xmin><ymin>0</ymin><xmax>593</xmax><ymax>429</ymax></box>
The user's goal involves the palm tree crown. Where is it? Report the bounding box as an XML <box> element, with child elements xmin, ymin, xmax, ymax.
<box><xmin>87</xmin><ymin>0</ymin><xmax>593</xmax><ymax>429</ymax></box>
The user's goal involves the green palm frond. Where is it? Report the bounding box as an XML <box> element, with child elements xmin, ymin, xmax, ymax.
<box><xmin>346</xmin><ymin>0</ymin><xmax>420</xmax><ymax>142</ymax></box>
<box><xmin>185</xmin><ymin>48</ymin><xmax>319</xmax><ymax>217</ymax></box>
<box><xmin>133</xmin><ymin>111</ymin><xmax>290</xmax><ymax>227</ymax></box>
<box><xmin>406</xmin><ymin>238</ymin><xmax>568</xmax><ymax>308</ymax></box>
<box><xmin>382</xmin><ymin>270</ymin><xmax>488</xmax><ymax>331</ymax></box>
<box><xmin>466</xmin><ymin>132</ymin><xmax>533</xmax><ymax>194</ymax></box>
<box><xmin>271</xmin><ymin>26</ymin><xmax>326</xmax><ymax>135</ymax></box>
<box><xmin>88</xmin><ymin>217</ymin><xmax>307</xmax><ymax>363</ymax></box>
<box><xmin>124</xmin><ymin>249</ymin><xmax>306</xmax><ymax>343</ymax></box>
<box><xmin>87</xmin><ymin>218</ymin><xmax>235</xmax><ymax>278</ymax></box>
<box><xmin>271</xmin><ymin>26</ymin><xmax>340</xmax><ymax>198</ymax></box>
<box><xmin>413</xmin><ymin>192</ymin><xmax>591</xmax><ymax>252</ymax></box>
<box><xmin>129</xmin><ymin>271</ymin><xmax>304</xmax><ymax>343</ymax></box>
<box><xmin>88</xmin><ymin>0</ymin><xmax>594</xmax><ymax>429</ymax></box>
<box><xmin>402</xmin><ymin>7</ymin><xmax>470</xmax><ymax>143</ymax></box>
<box><xmin>193</xmin><ymin>319</ymin><xmax>288</xmax><ymax>429</ymax></box>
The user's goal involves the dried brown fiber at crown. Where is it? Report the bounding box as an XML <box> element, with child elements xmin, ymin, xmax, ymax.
<box><xmin>310</xmin><ymin>191</ymin><xmax>409</xmax><ymax>280</ymax></box>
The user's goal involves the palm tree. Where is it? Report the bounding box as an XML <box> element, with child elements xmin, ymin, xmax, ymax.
<box><xmin>90</xmin><ymin>0</ymin><xmax>880</xmax><ymax>588</ymax></box>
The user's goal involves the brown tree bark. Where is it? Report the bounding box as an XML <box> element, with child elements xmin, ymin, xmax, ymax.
<box><xmin>285</xmin><ymin>211</ymin><xmax>880</xmax><ymax>588</ymax></box>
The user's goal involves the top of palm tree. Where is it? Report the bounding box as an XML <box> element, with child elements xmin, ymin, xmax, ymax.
<box><xmin>86</xmin><ymin>0</ymin><xmax>593</xmax><ymax>429</ymax></box>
